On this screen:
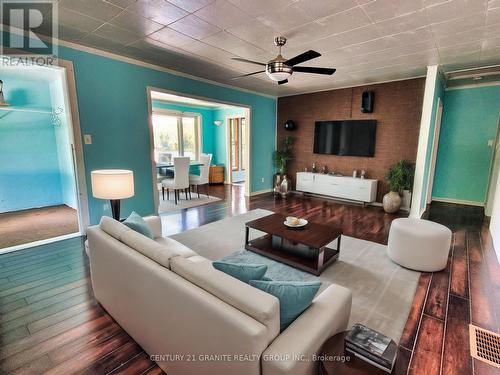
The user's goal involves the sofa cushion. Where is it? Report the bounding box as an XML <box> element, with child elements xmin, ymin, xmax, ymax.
<box><xmin>213</xmin><ymin>261</ymin><xmax>267</xmax><ymax>284</ymax></box>
<box><xmin>123</xmin><ymin>211</ymin><xmax>154</xmax><ymax>239</ymax></box>
<box><xmin>120</xmin><ymin>230</ymin><xmax>178</xmax><ymax>268</ymax></box>
<box><xmin>171</xmin><ymin>256</ymin><xmax>280</xmax><ymax>344</ymax></box>
<box><xmin>155</xmin><ymin>237</ymin><xmax>197</xmax><ymax>258</ymax></box>
<box><xmin>249</xmin><ymin>280</ymin><xmax>321</xmax><ymax>332</ymax></box>
<box><xmin>100</xmin><ymin>216</ymin><xmax>130</xmax><ymax>240</ymax></box>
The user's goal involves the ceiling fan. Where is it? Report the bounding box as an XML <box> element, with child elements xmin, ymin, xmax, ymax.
<box><xmin>231</xmin><ymin>36</ymin><xmax>336</xmax><ymax>85</ymax></box>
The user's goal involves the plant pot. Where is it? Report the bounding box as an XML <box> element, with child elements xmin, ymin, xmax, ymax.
<box><xmin>400</xmin><ymin>190</ymin><xmax>412</xmax><ymax>212</ymax></box>
<box><xmin>279</xmin><ymin>175</ymin><xmax>291</xmax><ymax>198</ymax></box>
<box><xmin>383</xmin><ymin>191</ymin><xmax>402</xmax><ymax>213</ymax></box>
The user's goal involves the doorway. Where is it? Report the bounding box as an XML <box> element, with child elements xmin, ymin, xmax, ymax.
<box><xmin>147</xmin><ymin>88</ymin><xmax>251</xmax><ymax>213</ymax></box>
<box><xmin>228</xmin><ymin>116</ymin><xmax>247</xmax><ymax>184</ymax></box>
<box><xmin>0</xmin><ymin>62</ymin><xmax>88</xmax><ymax>252</ymax></box>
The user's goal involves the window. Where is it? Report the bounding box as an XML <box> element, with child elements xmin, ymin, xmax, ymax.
<box><xmin>230</xmin><ymin>118</ymin><xmax>240</xmax><ymax>171</ymax></box>
<box><xmin>152</xmin><ymin>112</ymin><xmax>200</xmax><ymax>162</ymax></box>
<box><xmin>229</xmin><ymin>117</ymin><xmax>246</xmax><ymax>172</ymax></box>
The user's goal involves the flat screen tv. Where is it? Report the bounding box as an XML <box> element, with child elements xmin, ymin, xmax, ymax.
<box><xmin>313</xmin><ymin>120</ymin><xmax>377</xmax><ymax>157</ymax></box>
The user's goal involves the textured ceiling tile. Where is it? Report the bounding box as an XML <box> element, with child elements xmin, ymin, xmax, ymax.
<box><xmin>226</xmin><ymin>20</ymin><xmax>278</xmax><ymax>52</ymax></box>
<box><xmin>430</xmin><ymin>12</ymin><xmax>486</xmax><ymax>36</ymax></box>
<box><xmin>374</xmin><ymin>9</ymin><xmax>428</xmax><ymax>35</ymax></box>
<box><xmin>180</xmin><ymin>40</ymin><xmax>234</xmax><ymax>61</ymax></box>
<box><xmin>257</xmin><ymin>3</ymin><xmax>314</xmax><ymax>33</ymax></box>
<box><xmin>202</xmin><ymin>31</ymin><xmax>267</xmax><ymax>58</ymax></box>
<box><xmin>94</xmin><ymin>23</ymin><xmax>141</xmax><ymax>45</ymax></box>
<box><xmin>294</xmin><ymin>0</ymin><xmax>358</xmax><ymax>21</ymax></box>
<box><xmin>195</xmin><ymin>0</ymin><xmax>251</xmax><ymax>30</ymax></box>
<box><xmin>169</xmin><ymin>14</ymin><xmax>221</xmax><ymax>39</ymax></box>
<box><xmin>361</xmin><ymin>0</ymin><xmax>425</xmax><ymax>22</ymax></box>
<box><xmin>308</xmin><ymin>24</ymin><xmax>383</xmax><ymax>52</ymax></box>
<box><xmin>166</xmin><ymin>0</ymin><xmax>215</xmax><ymax>12</ymax></box>
<box><xmin>58</xmin><ymin>7</ymin><xmax>102</xmax><ymax>32</ymax></box>
<box><xmin>316</xmin><ymin>7</ymin><xmax>371</xmax><ymax>36</ymax></box>
<box><xmin>489</xmin><ymin>0</ymin><xmax>500</xmax><ymax>9</ymax></box>
<box><xmin>148</xmin><ymin>27</ymin><xmax>196</xmax><ymax>47</ymax></box>
<box><xmin>482</xmin><ymin>37</ymin><xmax>500</xmax><ymax>49</ymax></box>
<box><xmin>436</xmin><ymin>28</ymin><xmax>485</xmax><ymax>48</ymax></box>
<box><xmin>59</xmin><ymin>0</ymin><xmax>123</xmax><ymax>22</ymax></box>
<box><xmin>226</xmin><ymin>0</ymin><xmax>297</xmax><ymax>17</ymax></box>
<box><xmin>104</xmin><ymin>0</ymin><xmax>137</xmax><ymax>8</ymax></box>
<box><xmin>127</xmin><ymin>0</ymin><xmax>188</xmax><ymax>26</ymax></box>
<box><xmin>487</xmin><ymin>7</ymin><xmax>500</xmax><ymax>25</ymax></box>
<box><xmin>426</xmin><ymin>0</ymin><xmax>488</xmax><ymax>24</ymax></box>
<box><xmin>109</xmin><ymin>10</ymin><xmax>165</xmax><ymax>36</ymax></box>
<box><xmin>57</xmin><ymin>24</ymin><xmax>89</xmax><ymax>41</ymax></box>
<box><xmin>79</xmin><ymin>33</ymin><xmax>127</xmax><ymax>52</ymax></box>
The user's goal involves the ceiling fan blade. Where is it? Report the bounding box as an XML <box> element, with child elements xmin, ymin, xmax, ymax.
<box><xmin>293</xmin><ymin>66</ymin><xmax>336</xmax><ymax>75</ymax></box>
<box><xmin>231</xmin><ymin>57</ymin><xmax>266</xmax><ymax>66</ymax></box>
<box><xmin>285</xmin><ymin>50</ymin><xmax>321</xmax><ymax>66</ymax></box>
<box><xmin>278</xmin><ymin>79</ymin><xmax>288</xmax><ymax>85</ymax></box>
<box><xmin>231</xmin><ymin>71</ymin><xmax>265</xmax><ymax>79</ymax></box>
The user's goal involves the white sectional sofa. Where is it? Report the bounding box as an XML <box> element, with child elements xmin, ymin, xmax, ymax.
<box><xmin>87</xmin><ymin>216</ymin><xmax>352</xmax><ymax>375</ymax></box>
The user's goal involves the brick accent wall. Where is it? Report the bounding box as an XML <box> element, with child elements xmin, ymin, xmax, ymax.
<box><xmin>277</xmin><ymin>78</ymin><xmax>426</xmax><ymax>202</ymax></box>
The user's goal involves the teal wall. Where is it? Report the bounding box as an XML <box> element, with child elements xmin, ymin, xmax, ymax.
<box><xmin>0</xmin><ymin>76</ymin><xmax>63</xmax><ymax>212</ymax></box>
<box><xmin>420</xmin><ymin>72</ymin><xmax>445</xmax><ymax>210</ymax></box>
<box><xmin>51</xmin><ymin>42</ymin><xmax>276</xmax><ymax>224</ymax></box>
<box><xmin>432</xmin><ymin>85</ymin><xmax>500</xmax><ymax>203</ymax></box>
<box><xmin>51</xmin><ymin>76</ymin><xmax>78</xmax><ymax>209</ymax></box>
<box><xmin>212</xmin><ymin>107</ymin><xmax>246</xmax><ymax>167</ymax></box>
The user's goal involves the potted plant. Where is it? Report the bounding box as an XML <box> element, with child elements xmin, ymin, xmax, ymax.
<box><xmin>273</xmin><ymin>136</ymin><xmax>295</xmax><ymax>198</ymax></box>
<box><xmin>383</xmin><ymin>160</ymin><xmax>415</xmax><ymax>213</ymax></box>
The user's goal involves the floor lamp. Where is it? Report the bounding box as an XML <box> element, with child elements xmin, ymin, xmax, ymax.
<box><xmin>91</xmin><ymin>170</ymin><xmax>134</xmax><ymax>221</ymax></box>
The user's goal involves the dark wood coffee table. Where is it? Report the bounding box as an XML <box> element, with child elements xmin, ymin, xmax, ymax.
<box><xmin>245</xmin><ymin>213</ymin><xmax>342</xmax><ymax>275</ymax></box>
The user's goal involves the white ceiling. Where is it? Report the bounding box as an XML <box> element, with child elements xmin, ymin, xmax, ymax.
<box><xmin>31</xmin><ymin>0</ymin><xmax>500</xmax><ymax>95</ymax></box>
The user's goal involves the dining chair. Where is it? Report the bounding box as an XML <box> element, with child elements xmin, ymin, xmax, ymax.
<box><xmin>161</xmin><ymin>157</ymin><xmax>190</xmax><ymax>204</ymax></box>
<box><xmin>189</xmin><ymin>154</ymin><xmax>212</xmax><ymax>198</ymax></box>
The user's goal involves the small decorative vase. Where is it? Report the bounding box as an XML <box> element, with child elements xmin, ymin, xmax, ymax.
<box><xmin>279</xmin><ymin>175</ymin><xmax>291</xmax><ymax>198</ymax></box>
<box><xmin>383</xmin><ymin>191</ymin><xmax>402</xmax><ymax>213</ymax></box>
<box><xmin>273</xmin><ymin>173</ymin><xmax>283</xmax><ymax>196</ymax></box>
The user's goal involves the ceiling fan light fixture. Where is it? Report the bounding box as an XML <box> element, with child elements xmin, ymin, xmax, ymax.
<box><xmin>266</xmin><ymin>61</ymin><xmax>292</xmax><ymax>82</ymax></box>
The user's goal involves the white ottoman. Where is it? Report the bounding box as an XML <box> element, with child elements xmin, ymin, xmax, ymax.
<box><xmin>387</xmin><ymin>218</ymin><xmax>452</xmax><ymax>272</ymax></box>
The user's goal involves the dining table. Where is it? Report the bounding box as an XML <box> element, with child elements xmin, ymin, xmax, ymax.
<box><xmin>156</xmin><ymin>161</ymin><xmax>204</xmax><ymax>176</ymax></box>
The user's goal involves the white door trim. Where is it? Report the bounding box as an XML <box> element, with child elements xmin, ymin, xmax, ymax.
<box><xmin>426</xmin><ymin>97</ymin><xmax>443</xmax><ymax>204</ymax></box>
<box><xmin>57</xmin><ymin>59</ymin><xmax>90</xmax><ymax>231</ymax></box>
<box><xmin>147</xmin><ymin>87</ymin><xmax>253</xmax><ymax>214</ymax></box>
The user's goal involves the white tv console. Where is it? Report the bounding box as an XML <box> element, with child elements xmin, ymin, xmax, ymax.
<box><xmin>296</xmin><ymin>172</ymin><xmax>378</xmax><ymax>203</ymax></box>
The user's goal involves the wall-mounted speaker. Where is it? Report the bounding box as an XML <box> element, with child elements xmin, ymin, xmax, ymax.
<box><xmin>361</xmin><ymin>91</ymin><xmax>374</xmax><ymax>113</ymax></box>
<box><xmin>284</xmin><ymin>120</ymin><xmax>296</xmax><ymax>131</ymax></box>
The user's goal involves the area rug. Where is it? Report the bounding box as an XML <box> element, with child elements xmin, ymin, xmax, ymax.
<box><xmin>158</xmin><ymin>191</ymin><xmax>221</xmax><ymax>213</ymax></box>
<box><xmin>170</xmin><ymin>209</ymin><xmax>420</xmax><ymax>342</ymax></box>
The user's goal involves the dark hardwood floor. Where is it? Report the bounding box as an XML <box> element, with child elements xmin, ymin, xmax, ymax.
<box><xmin>0</xmin><ymin>184</ymin><xmax>498</xmax><ymax>374</ymax></box>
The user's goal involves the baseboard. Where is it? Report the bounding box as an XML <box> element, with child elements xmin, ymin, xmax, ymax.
<box><xmin>0</xmin><ymin>232</ymin><xmax>82</xmax><ymax>255</ymax></box>
<box><xmin>250</xmin><ymin>188</ymin><xmax>273</xmax><ymax>196</ymax></box>
<box><xmin>432</xmin><ymin>197</ymin><xmax>484</xmax><ymax>207</ymax></box>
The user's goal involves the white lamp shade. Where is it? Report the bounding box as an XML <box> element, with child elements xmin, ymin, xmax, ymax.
<box><xmin>91</xmin><ymin>170</ymin><xmax>134</xmax><ymax>200</ymax></box>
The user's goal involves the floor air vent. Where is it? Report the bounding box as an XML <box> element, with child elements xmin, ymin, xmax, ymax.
<box><xmin>469</xmin><ymin>324</ymin><xmax>500</xmax><ymax>368</ymax></box>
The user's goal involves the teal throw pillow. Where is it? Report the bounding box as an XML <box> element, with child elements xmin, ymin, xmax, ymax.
<box><xmin>249</xmin><ymin>280</ymin><xmax>321</xmax><ymax>331</ymax></box>
<box><xmin>123</xmin><ymin>211</ymin><xmax>154</xmax><ymax>239</ymax></box>
<box><xmin>213</xmin><ymin>261</ymin><xmax>267</xmax><ymax>284</ymax></box>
